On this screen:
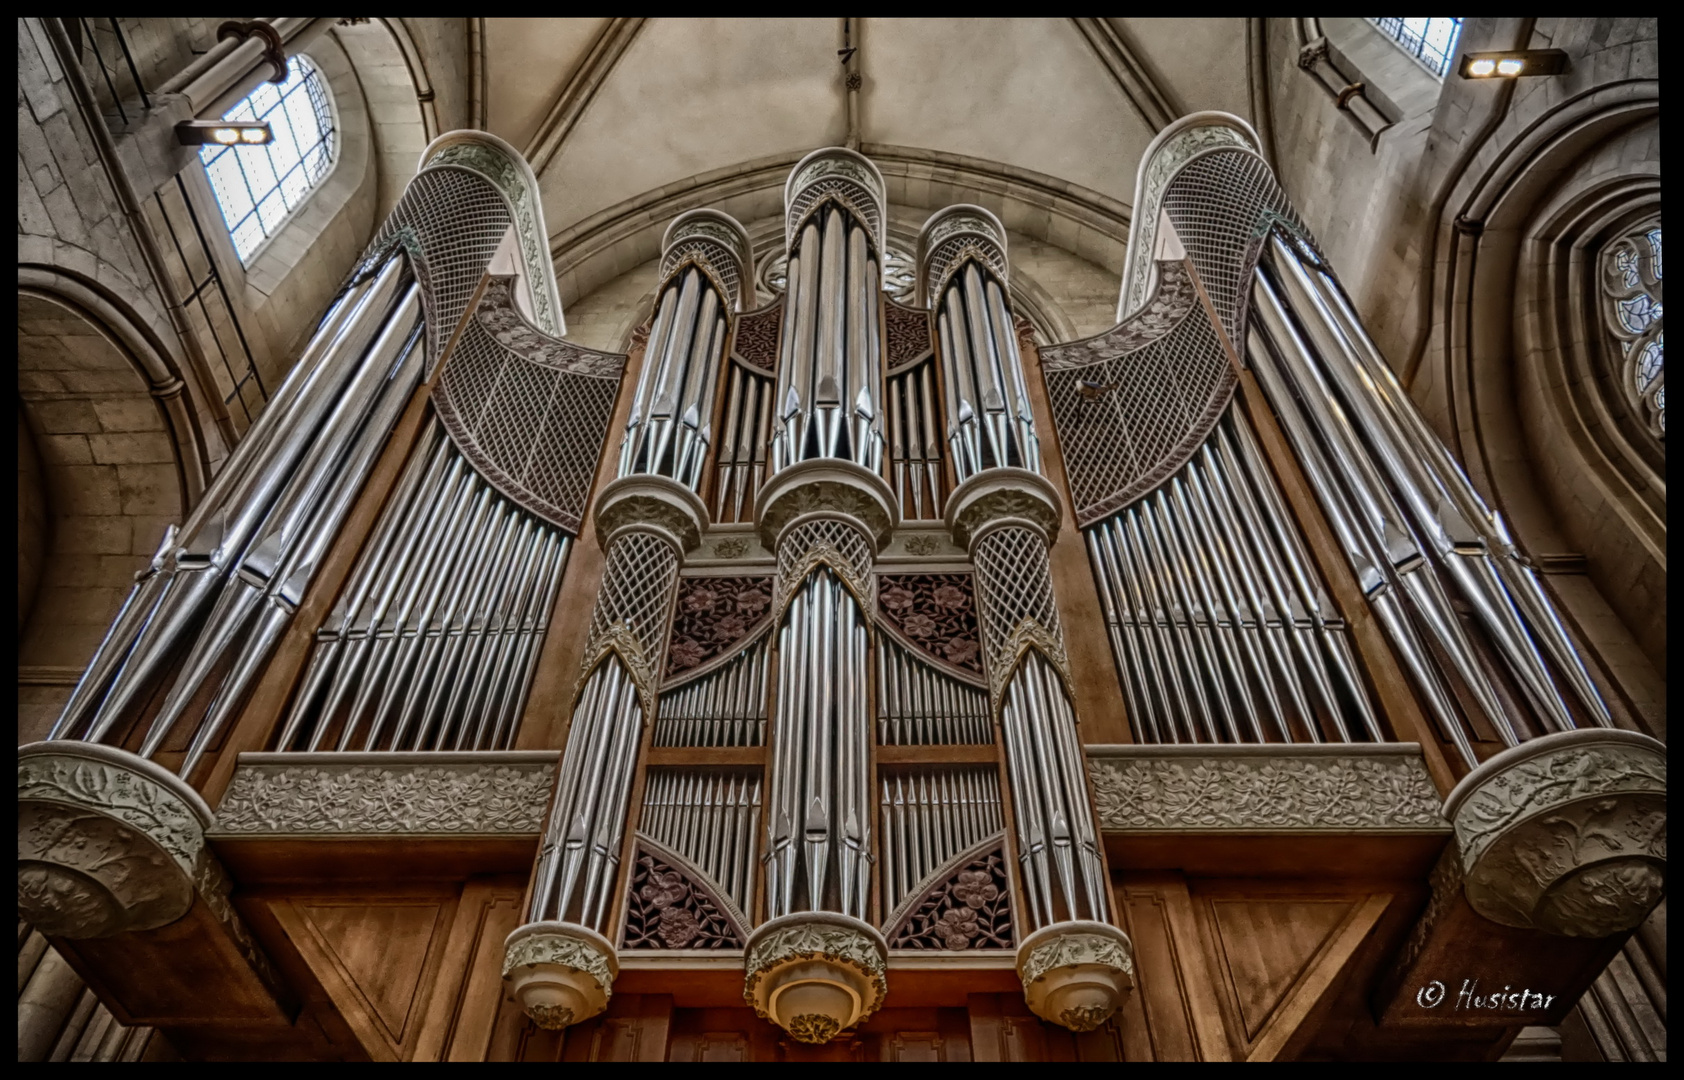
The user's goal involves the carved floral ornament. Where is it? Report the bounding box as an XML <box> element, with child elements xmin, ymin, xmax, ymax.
<box><xmin>756</xmin><ymin>459</ymin><xmax>898</xmax><ymax>553</ymax></box>
<box><xmin>1016</xmin><ymin>921</ymin><xmax>1135</xmax><ymax>1033</ymax></box>
<box><xmin>1444</xmin><ymin>729</ymin><xmax>1667</xmax><ymax>939</ymax></box>
<box><xmin>743</xmin><ymin>913</ymin><xmax>889</xmax><ymax>1044</ymax></box>
<box><xmin>17</xmin><ymin>742</ymin><xmax>211</xmax><ymax>938</ymax></box>
<box><xmin>1086</xmin><ymin>748</ymin><xmax>1449</xmax><ymax>832</ymax></box>
<box><xmin>664</xmin><ymin>576</ymin><xmax>774</xmax><ymax>677</ymax></box>
<box><xmin>211</xmin><ymin>756</ymin><xmax>557</xmax><ymax>836</ymax></box>
<box><xmin>877</xmin><ymin>573</ymin><xmax>984</xmax><ymax>675</ymax></box>
<box><xmin>503</xmin><ymin>922</ymin><xmax>619</xmax><ymax>1030</ymax></box>
<box><xmin>593</xmin><ymin>474</ymin><xmax>708</xmax><ymax>554</ymax></box>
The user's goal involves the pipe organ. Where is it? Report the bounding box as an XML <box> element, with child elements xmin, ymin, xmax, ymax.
<box><xmin>18</xmin><ymin>118</ymin><xmax>1664</xmax><ymax>1062</ymax></box>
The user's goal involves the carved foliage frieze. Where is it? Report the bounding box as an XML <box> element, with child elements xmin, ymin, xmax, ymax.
<box><xmin>212</xmin><ymin>758</ymin><xmax>557</xmax><ymax>835</ymax></box>
<box><xmin>731</xmin><ymin>301</ymin><xmax>782</xmax><ymax>372</ymax></box>
<box><xmin>1087</xmin><ymin>751</ymin><xmax>1448</xmax><ymax>832</ymax></box>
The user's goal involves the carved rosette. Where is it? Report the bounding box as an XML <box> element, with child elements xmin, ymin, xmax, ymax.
<box><xmin>594</xmin><ymin>473</ymin><xmax>710</xmax><ymax>554</ymax></box>
<box><xmin>944</xmin><ymin>468</ymin><xmax>1062</xmax><ymax>550</ymax></box>
<box><xmin>1444</xmin><ymin>729</ymin><xmax>1666</xmax><ymax>939</ymax></box>
<box><xmin>916</xmin><ymin>204</ymin><xmax>1010</xmax><ymax>306</ymax></box>
<box><xmin>743</xmin><ymin>912</ymin><xmax>889</xmax><ymax>1044</ymax></box>
<box><xmin>502</xmin><ymin>921</ymin><xmax>619</xmax><ymax>1030</ymax></box>
<box><xmin>18</xmin><ymin>741</ymin><xmax>214</xmax><ymax>938</ymax></box>
<box><xmin>1016</xmin><ymin>921</ymin><xmax>1135</xmax><ymax>1033</ymax></box>
<box><xmin>756</xmin><ymin>458</ymin><xmax>898</xmax><ymax>554</ymax></box>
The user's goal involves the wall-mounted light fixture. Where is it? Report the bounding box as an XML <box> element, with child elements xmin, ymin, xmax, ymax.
<box><xmin>1458</xmin><ymin>49</ymin><xmax>1569</xmax><ymax>79</ymax></box>
<box><xmin>175</xmin><ymin>119</ymin><xmax>273</xmax><ymax>146</ymax></box>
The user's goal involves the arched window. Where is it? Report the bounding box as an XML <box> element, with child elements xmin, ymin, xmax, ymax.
<box><xmin>201</xmin><ymin>55</ymin><xmax>336</xmax><ymax>262</ymax></box>
<box><xmin>1601</xmin><ymin>224</ymin><xmax>1664</xmax><ymax>440</ymax></box>
<box><xmin>1370</xmin><ymin>18</ymin><xmax>1464</xmax><ymax>78</ymax></box>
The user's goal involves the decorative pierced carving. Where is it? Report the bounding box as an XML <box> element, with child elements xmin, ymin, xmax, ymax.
<box><xmin>884</xmin><ymin>300</ymin><xmax>934</xmax><ymax>370</ymax></box>
<box><xmin>1085</xmin><ymin>749</ymin><xmax>1449</xmax><ymax>832</ymax></box>
<box><xmin>665</xmin><ymin>576</ymin><xmax>774</xmax><ymax>676</ymax></box>
<box><xmin>434</xmin><ymin>278</ymin><xmax>625</xmax><ymax>535</ymax></box>
<box><xmin>785</xmin><ymin>149</ymin><xmax>886</xmax><ymax>254</ymax></box>
<box><xmin>877</xmin><ymin>574</ymin><xmax>983</xmax><ymax>674</ymax></box>
<box><xmin>661</xmin><ymin>211</ymin><xmax>752</xmax><ymax>310</ymax></box>
<box><xmin>210</xmin><ymin>754</ymin><xmax>558</xmax><ymax>835</ymax></box>
<box><xmin>731</xmin><ymin>301</ymin><xmax>782</xmax><ymax>372</ymax></box>
<box><xmin>623</xmin><ymin>850</ymin><xmax>743</xmax><ymax>949</ymax></box>
<box><xmin>890</xmin><ymin>850</ymin><xmax>1013</xmax><ymax>949</ymax></box>
<box><xmin>578</xmin><ymin>530</ymin><xmax>683</xmax><ymax>716</ymax></box>
<box><xmin>918</xmin><ymin>206</ymin><xmax>1010</xmax><ymax>306</ymax></box>
<box><xmin>1445</xmin><ymin>730</ymin><xmax>1667</xmax><ymax>938</ymax></box>
<box><xmin>775</xmin><ymin>517</ymin><xmax>877</xmax><ymax>613</ymax></box>
<box><xmin>970</xmin><ymin>525</ymin><xmax>1065</xmax><ymax>687</ymax></box>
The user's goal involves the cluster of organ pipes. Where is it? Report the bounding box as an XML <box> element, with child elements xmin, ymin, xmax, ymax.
<box><xmin>1244</xmin><ymin>234</ymin><xmax>1612</xmax><ymax>767</ymax></box>
<box><xmin>772</xmin><ymin>202</ymin><xmax>885</xmax><ymax>471</ymax></box>
<box><xmin>1086</xmin><ymin>412</ymin><xmax>1381</xmax><ymax>747</ymax></box>
<box><xmin>875</xmin><ymin>635</ymin><xmax>992</xmax><ymax>745</ymax></box>
<box><xmin>638</xmin><ymin>770</ymin><xmax>763</xmax><ymax>918</ymax></box>
<box><xmin>48</xmin><ymin>255</ymin><xmax>424</xmax><ymax>775</ymax></box>
<box><xmin>276</xmin><ymin>420</ymin><xmax>571</xmax><ymax>753</ymax></box>
<box><xmin>930</xmin><ymin>258</ymin><xmax>1040</xmax><ymax>480</ymax></box>
<box><xmin>879</xmin><ymin>768</ymin><xmax>1005</xmax><ymax>915</ymax></box>
<box><xmin>885</xmin><ymin>358</ymin><xmax>945</xmax><ymax>518</ymax></box>
<box><xmin>710</xmin><ymin>359</ymin><xmax>774</xmax><ymax>523</ymax></box>
<box><xmin>653</xmin><ymin>638</ymin><xmax>770</xmax><ymax>748</ymax></box>
<box><xmin>620</xmin><ymin>262</ymin><xmax>730</xmax><ymax>491</ymax></box>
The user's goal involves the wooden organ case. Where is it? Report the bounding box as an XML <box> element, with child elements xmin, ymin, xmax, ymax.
<box><xmin>17</xmin><ymin>120</ymin><xmax>1665</xmax><ymax>1062</ymax></box>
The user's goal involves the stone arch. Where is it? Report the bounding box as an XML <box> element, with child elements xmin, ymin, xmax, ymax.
<box><xmin>15</xmin><ymin>280</ymin><xmax>198</xmax><ymax>743</ymax></box>
<box><xmin>1424</xmin><ymin>80</ymin><xmax>1664</xmax><ymax>729</ymax></box>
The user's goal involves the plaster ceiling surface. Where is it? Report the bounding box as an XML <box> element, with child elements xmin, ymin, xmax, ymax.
<box><xmin>479</xmin><ymin>17</ymin><xmax>1258</xmax><ymax>246</ymax></box>
<box><xmin>484</xmin><ymin>17</ymin><xmax>609</xmax><ymax>154</ymax></box>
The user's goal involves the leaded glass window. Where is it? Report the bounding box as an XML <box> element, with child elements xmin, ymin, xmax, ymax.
<box><xmin>1370</xmin><ymin>18</ymin><xmax>1464</xmax><ymax>78</ymax></box>
<box><xmin>201</xmin><ymin>55</ymin><xmax>336</xmax><ymax>262</ymax></box>
<box><xmin>1601</xmin><ymin>225</ymin><xmax>1664</xmax><ymax>439</ymax></box>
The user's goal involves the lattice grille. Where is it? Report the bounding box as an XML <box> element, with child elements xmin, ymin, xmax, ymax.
<box><xmin>1160</xmin><ymin>148</ymin><xmax>1305</xmax><ymax>344</ymax></box>
<box><xmin>661</xmin><ymin>240</ymin><xmax>741</xmax><ymax>311</ymax></box>
<box><xmin>787</xmin><ymin>179</ymin><xmax>882</xmax><ymax>254</ymax></box>
<box><xmin>970</xmin><ymin>525</ymin><xmax>1062</xmax><ymax>675</ymax></box>
<box><xmin>432</xmin><ymin>280</ymin><xmax>623</xmax><ymax>534</ymax></box>
<box><xmin>776</xmin><ymin>517</ymin><xmax>874</xmax><ymax>602</ymax></box>
<box><xmin>1042</xmin><ymin>262</ymin><xmax>1235</xmax><ymax>526</ymax></box>
<box><xmin>363</xmin><ymin>167</ymin><xmax>512</xmax><ymax>369</ymax></box>
<box><xmin>588</xmin><ymin>531</ymin><xmax>682</xmax><ymax>669</ymax></box>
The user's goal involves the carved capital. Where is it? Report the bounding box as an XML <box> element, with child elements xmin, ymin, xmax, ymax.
<box><xmin>1444</xmin><ymin>730</ymin><xmax>1666</xmax><ymax>938</ymax></box>
<box><xmin>18</xmin><ymin>741</ymin><xmax>213</xmax><ymax>938</ymax></box>
<box><xmin>1016</xmin><ymin>920</ymin><xmax>1134</xmax><ymax>1032</ymax></box>
<box><xmin>502</xmin><ymin>921</ymin><xmax>619</xmax><ymax>1030</ymax></box>
<box><xmin>945</xmin><ymin>467</ymin><xmax>1062</xmax><ymax>550</ymax></box>
<box><xmin>757</xmin><ymin>458</ymin><xmax>898</xmax><ymax>553</ymax></box>
<box><xmin>594</xmin><ymin>474</ymin><xmax>710</xmax><ymax>554</ymax></box>
<box><xmin>743</xmin><ymin>912</ymin><xmax>889</xmax><ymax>1044</ymax></box>
<box><xmin>916</xmin><ymin>204</ymin><xmax>1010</xmax><ymax>306</ymax></box>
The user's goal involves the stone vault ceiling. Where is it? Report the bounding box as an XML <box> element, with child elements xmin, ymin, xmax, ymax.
<box><xmin>481</xmin><ymin>18</ymin><xmax>1257</xmax><ymax>246</ymax></box>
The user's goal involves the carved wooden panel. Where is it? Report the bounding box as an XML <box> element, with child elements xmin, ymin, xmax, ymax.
<box><xmin>267</xmin><ymin>887</ymin><xmax>459</xmax><ymax>1062</ymax></box>
<box><xmin>1188</xmin><ymin>881</ymin><xmax>1392</xmax><ymax>1061</ymax></box>
<box><xmin>967</xmin><ymin>992</ymin><xmax>1123</xmax><ymax>1061</ymax></box>
<box><xmin>1114</xmin><ymin>878</ymin><xmax>1227</xmax><ymax>1061</ymax></box>
<box><xmin>412</xmin><ymin>879</ymin><xmax>527</xmax><ymax>1061</ymax></box>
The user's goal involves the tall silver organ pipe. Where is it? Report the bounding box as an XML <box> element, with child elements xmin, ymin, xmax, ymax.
<box><xmin>524</xmin><ymin>213</ymin><xmax>751</xmax><ymax>932</ymax></box>
<box><xmin>711</xmin><ymin>358</ymin><xmax>774</xmax><ymax>523</ymax></box>
<box><xmin>772</xmin><ymin>149</ymin><xmax>887</xmax><ymax>472</ymax></box>
<box><xmin>918</xmin><ymin>207</ymin><xmax>1039</xmax><ymax>481</ymax></box>
<box><xmin>885</xmin><ymin>358</ymin><xmax>944</xmax><ymax>519</ymax></box>
<box><xmin>49</xmin><ymin>254</ymin><xmax>418</xmax><ymax>760</ymax></box>
<box><xmin>527</xmin><ymin>531</ymin><xmax>681</xmax><ymax>931</ymax></box>
<box><xmin>764</xmin><ymin>523</ymin><xmax>875</xmax><ymax>920</ymax></box>
<box><xmin>916</xmin><ymin>210</ymin><xmax>1115</xmax><ymax>932</ymax></box>
<box><xmin>620</xmin><ymin>211</ymin><xmax>754</xmax><ymax>492</ymax></box>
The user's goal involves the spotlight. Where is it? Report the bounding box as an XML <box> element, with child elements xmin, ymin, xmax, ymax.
<box><xmin>1457</xmin><ymin>49</ymin><xmax>1568</xmax><ymax>79</ymax></box>
<box><xmin>176</xmin><ymin>120</ymin><xmax>273</xmax><ymax>146</ymax></box>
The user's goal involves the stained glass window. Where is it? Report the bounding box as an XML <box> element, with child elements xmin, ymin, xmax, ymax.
<box><xmin>1370</xmin><ymin>18</ymin><xmax>1464</xmax><ymax>78</ymax></box>
<box><xmin>1601</xmin><ymin>225</ymin><xmax>1664</xmax><ymax>439</ymax></box>
<box><xmin>200</xmin><ymin>55</ymin><xmax>336</xmax><ymax>263</ymax></box>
